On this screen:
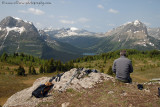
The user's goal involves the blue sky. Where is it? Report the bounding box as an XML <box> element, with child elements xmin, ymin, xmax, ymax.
<box><xmin>0</xmin><ymin>0</ymin><xmax>160</xmax><ymax>32</ymax></box>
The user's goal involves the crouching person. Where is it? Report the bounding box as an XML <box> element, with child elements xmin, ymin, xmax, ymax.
<box><xmin>112</xmin><ymin>50</ymin><xmax>133</xmax><ymax>83</ymax></box>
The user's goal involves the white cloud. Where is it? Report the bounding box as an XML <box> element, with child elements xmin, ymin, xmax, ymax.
<box><xmin>28</xmin><ymin>8</ymin><xmax>44</xmax><ymax>15</ymax></box>
<box><xmin>60</xmin><ymin>20</ymin><xmax>75</xmax><ymax>24</ymax></box>
<box><xmin>108</xmin><ymin>8</ymin><xmax>119</xmax><ymax>14</ymax></box>
<box><xmin>78</xmin><ymin>17</ymin><xmax>90</xmax><ymax>23</ymax></box>
<box><xmin>19</xmin><ymin>8</ymin><xmax>45</xmax><ymax>15</ymax></box>
<box><xmin>97</xmin><ymin>4</ymin><xmax>104</xmax><ymax>9</ymax></box>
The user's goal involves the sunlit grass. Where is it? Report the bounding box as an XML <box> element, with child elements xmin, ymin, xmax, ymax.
<box><xmin>0</xmin><ymin>66</ymin><xmax>58</xmax><ymax>106</ymax></box>
<box><xmin>74</xmin><ymin>57</ymin><xmax>160</xmax><ymax>82</ymax></box>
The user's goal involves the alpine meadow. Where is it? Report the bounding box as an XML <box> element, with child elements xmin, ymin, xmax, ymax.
<box><xmin>0</xmin><ymin>0</ymin><xmax>160</xmax><ymax>106</ymax></box>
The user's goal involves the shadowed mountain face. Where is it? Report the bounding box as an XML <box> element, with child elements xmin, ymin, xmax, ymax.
<box><xmin>0</xmin><ymin>16</ymin><xmax>43</xmax><ymax>57</ymax></box>
<box><xmin>0</xmin><ymin>16</ymin><xmax>83</xmax><ymax>62</ymax></box>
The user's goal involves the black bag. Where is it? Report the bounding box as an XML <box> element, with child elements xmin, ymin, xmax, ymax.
<box><xmin>158</xmin><ymin>87</ymin><xmax>160</xmax><ymax>97</ymax></box>
<box><xmin>137</xmin><ymin>84</ymin><xmax>143</xmax><ymax>90</ymax></box>
<box><xmin>32</xmin><ymin>82</ymin><xmax>54</xmax><ymax>98</ymax></box>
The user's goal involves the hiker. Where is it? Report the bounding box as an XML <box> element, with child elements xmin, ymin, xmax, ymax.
<box><xmin>112</xmin><ymin>50</ymin><xmax>133</xmax><ymax>83</ymax></box>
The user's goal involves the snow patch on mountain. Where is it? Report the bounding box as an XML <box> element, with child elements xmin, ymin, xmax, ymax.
<box><xmin>123</xmin><ymin>21</ymin><xmax>132</xmax><ymax>26</ymax></box>
<box><xmin>6</xmin><ymin>26</ymin><xmax>25</xmax><ymax>34</ymax></box>
<box><xmin>13</xmin><ymin>16</ymin><xmax>32</xmax><ymax>25</ymax></box>
<box><xmin>0</xmin><ymin>30</ymin><xmax>10</xmax><ymax>50</ymax></box>
<box><xmin>13</xmin><ymin>17</ymin><xmax>22</xmax><ymax>21</ymax></box>
<box><xmin>137</xmin><ymin>42</ymin><xmax>147</xmax><ymax>47</ymax></box>
<box><xmin>149</xmin><ymin>42</ymin><xmax>154</xmax><ymax>46</ymax></box>
<box><xmin>24</xmin><ymin>20</ymin><xmax>33</xmax><ymax>25</ymax></box>
<box><xmin>134</xmin><ymin>31</ymin><xmax>140</xmax><ymax>33</ymax></box>
<box><xmin>16</xmin><ymin>44</ymin><xmax>20</xmax><ymax>52</ymax></box>
<box><xmin>134</xmin><ymin>20</ymin><xmax>141</xmax><ymax>26</ymax></box>
<box><xmin>0</xmin><ymin>26</ymin><xmax>25</xmax><ymax>50</ymax></box>
<box><xmin>70</xmin><ymin>27</ymin><xmax>78</xmax><ymax>31</ymax></box>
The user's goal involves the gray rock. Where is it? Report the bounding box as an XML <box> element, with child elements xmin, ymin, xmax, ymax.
<box><xmin>61</xmin><ymin>102</ymin><xmax>70</xmax><ymax>107</ymax></box>
<box><xmin>108</xmin><ymin>91</ymin><xmax>114</xmax><ymax>94</ymax></box>
<box><xmin>3</xmin><ymin>68</ymin><xmax>114</xmax><ymax>107</ymax></box>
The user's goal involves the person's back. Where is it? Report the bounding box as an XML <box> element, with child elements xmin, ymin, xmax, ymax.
<box><xmin>112</xmin><ymin>50</ymin><xmax>133</xmax><ymax>83</ymax></box>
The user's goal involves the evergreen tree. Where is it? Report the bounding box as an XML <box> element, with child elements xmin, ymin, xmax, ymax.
<box><xmin>1</xmin><ymin>53</ymin><xmax>8</xmax><ymax>61</ymax></box>
<box><xmin>107</xmin><ymin>66</ymin><xmax>113</xmax><ymax>76</ymax></box>
<box><xmin>17</xmin><ymin>65</ymin><xmax>25</xmax><ymax>76</ymax></box>
<box><xmin>39</xmin><ymin>65</ymin><xmax>44</xmax><ymax>73</ymax></box>
<box><xmin>31</xmin><ymin>66</ymin><xmax>37</xmax><ymax>75</ymax></box>
<box><xmin>28</xmin><ymin>65</ymin><xmax>32</xmax><ymax>74</ymax></box>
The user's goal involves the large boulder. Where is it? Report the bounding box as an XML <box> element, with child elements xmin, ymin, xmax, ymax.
<box><xmin>3</xmin><ymin>68</ymin><xmax>114</xmax><ymax>107</ymax></box>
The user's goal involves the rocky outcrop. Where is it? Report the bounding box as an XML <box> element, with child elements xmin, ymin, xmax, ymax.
<box><xmin>3</xmin><ymin>68</ymin><xmax>114</xmax><ymax>107</ymax></box>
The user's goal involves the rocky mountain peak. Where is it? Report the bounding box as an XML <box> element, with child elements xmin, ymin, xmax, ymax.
<box><xmin>0</xmin><ymin>16</ymin><xmax>37</xmax><ymax>32</ymax></box>
<box><xmin>133</xmin><ymin>20</ymin><xmax>142</xmax><ymax>26</ymax></box>
<box><xmin>0</xmin><ymin>16</ymin><xmax>18</xmax><ymax>28</ymax></box>
<box><xmin>106</xmin><ymin>20</ymin><xmax>148</xmax><ymax>37</ymax></box>
<box><xmin>103</xmin><ymin>20</ymin><xmax>157</xmax><ymax>49</ymax></box>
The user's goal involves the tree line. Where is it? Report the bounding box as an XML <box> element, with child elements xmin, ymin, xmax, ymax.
<box><xmin>1</xmin><ymin>49</ymin><xmax>160</xmax><ymax>76</ymax></box>
<box><xmin>73</xmin><ymin>49</ymin><xmax>160</xmax><ymax>63</ymax></box>
<box><xmin>0</xmin><ymin>52</ymin><xmax>74</xmax><ymax>76</ymax></box>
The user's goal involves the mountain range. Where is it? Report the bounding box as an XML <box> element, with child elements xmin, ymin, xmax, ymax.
<box><xmin>0</xmin><ymin>16</ymin><xmax>160</xmax><ymax>61</ymax></box>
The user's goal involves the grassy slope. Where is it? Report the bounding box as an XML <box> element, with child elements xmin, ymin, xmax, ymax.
<box><xmin>1</xmin><ymin>52</ymin><xmax>160</xmax><ymax>106</ymax></box>
<box><xmin>0</xmin><ymin>63</ymin><xmax>59</xmax><ymax>106</ymax></box>
<box><xmin>74</xmin><ymin>55</ymin><xmax>160</xmax><ymax>83</ymax></box>
<box><xmin>37</xmin><ymin>54</ymin><xmax>160</xmax><ymax>107</ymax></box>
<box><xmin>38</xmin><ymin>80</ymin><xmax>160</xmax><ymax>107</ymax></box>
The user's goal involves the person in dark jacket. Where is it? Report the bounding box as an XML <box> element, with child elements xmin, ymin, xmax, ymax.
<box><xmin>112</xmin><ymin>50</ymin><xmax>133</xmax><ymax>83</ymax></box>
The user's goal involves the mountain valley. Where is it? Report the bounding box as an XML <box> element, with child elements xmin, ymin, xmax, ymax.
<box><xmin>0</xmin><ymin>16</ymin><xmax>160</xmax><ymax>61</ymax></box>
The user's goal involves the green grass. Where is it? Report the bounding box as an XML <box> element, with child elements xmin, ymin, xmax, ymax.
<box><xmin>0</xmin><ymin>66</ymin><xmax>59</xmax><ymax>106</ymax></box>
<box><xmin>74</xmin><ymin>56</ymin><xmax>160</xmax><ymax>83</ymax></box>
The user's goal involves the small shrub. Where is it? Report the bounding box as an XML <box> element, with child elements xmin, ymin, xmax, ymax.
<box><xmin>16</xmin><ymin>65</ymin><xmax>25</xmax><ymax>76</ymax></box>
<box><xmin>100</xmin><ymin>68</ymin><xmax>104</xmax><ymax>73</ymax></box>
<box><xmin>6</xmin><ymin>67</ymin><xmax>10</xmax><ymax>70</ymax></box>
<box><xmin>107</xmin><ymin>66</ymin><xmax>114</xmax><ymax>75</ymax></box>
<box><xmin>157</xmin><ymin>62</ymin><xmax>160</xmax><ymax>67</ymax></box>
<box><xmin>66</xmin><ymin>88</ymin><xmax>75</xmax><ymax>93</ymax></box>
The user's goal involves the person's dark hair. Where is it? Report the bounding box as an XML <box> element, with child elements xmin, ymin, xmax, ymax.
<box><xmin>120</xmin><ymin>50</ymin><xmax>127</xmax><ymax>56</ymax></box>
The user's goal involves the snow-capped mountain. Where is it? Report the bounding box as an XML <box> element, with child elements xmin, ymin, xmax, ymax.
<box><xmin>0</xmin><ymin>16</ymin><xmax>42</xmax><ymax>56</ymax></box>
<box><xmin>105</xmin><ymin>20</ymin><xmax>154</xmax><ymax>47</ymax></box>
<box><xmin>0</xmin><ymin>16</ymin><xmax>83</xmax><ymax>62</ymax></box>
<box><xmin>43</xmin><ymin>27</ymin><xmax>104</xmax><ymax>38</ymax></box>
<box><xmin>91</xmin><ymin>20</ymin><xmax>160</xmax><ymax>53</ymax></box>
<box><xmin>0</xmin><ymin>16</ymin><xmax>160</xmax><ymax>61</ymax></box>
<box><xmin>42</xmin><ymin>27</ymin><xmax>104</xmax><ymax>48</ymax></box>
